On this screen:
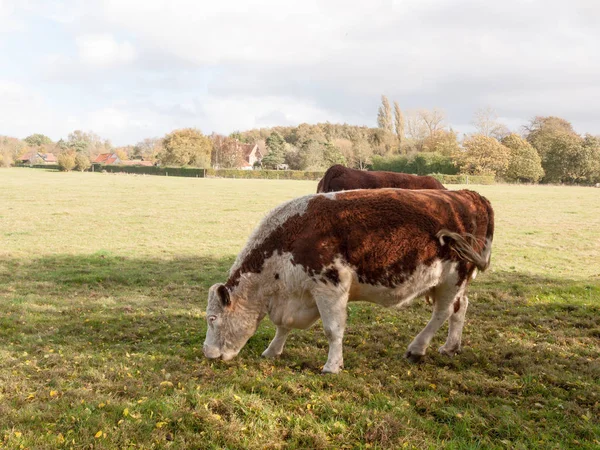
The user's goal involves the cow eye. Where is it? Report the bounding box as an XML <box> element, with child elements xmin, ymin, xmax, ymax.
<box><xmin>208</xmin><ymin>315</ymin><xmax>217</xmax><ymax>325</ymax></box>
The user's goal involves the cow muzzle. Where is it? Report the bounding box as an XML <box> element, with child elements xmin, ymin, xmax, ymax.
<box><xmin>203</xmin><ymin>344</ymin><xmax>221</xmax><ymax>360</ymax></box>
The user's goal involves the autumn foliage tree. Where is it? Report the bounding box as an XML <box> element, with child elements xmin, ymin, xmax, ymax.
<box><xmin>159</xmin><ymin>128</ymin><xmax>212</xmax><ymax>167</ymax></box>
<box><xmin>58</xmin><ymin>152</ymin><xmax>76</xmax><ymax>171</ymax></box>
<box><xmin>543</xmin><ymin>132</ymin><xmax>599</xmax><ymax>183</ymax></box>
<box><xmin>377</xmin><ymin>96</ymin><xmax>393</xmax><ymax>133</ymax></box>
<box><xmin>455</xmin><ymin>135</ymin><xmax>510</xmax><ymax>177</ymax></box>
<box><xmin>501</xmin><ymin>134</ymin><xmax>544</xmax><ymax>182</ymax></box>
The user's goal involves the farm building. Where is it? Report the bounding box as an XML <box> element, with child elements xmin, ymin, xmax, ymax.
<box><xmin>239</xmin><ymin>143</ymin><xmax>262</xmax><ymax>170</ymax></box>
<box><xmin>93</xmin><ymin>153</ymin><xmax>121</xmax><ymax>165</ymax></box>
<box><xmin>20</xmin><ymin>151</ymin><xmax>57</xmax><ymax>164</ymax></box>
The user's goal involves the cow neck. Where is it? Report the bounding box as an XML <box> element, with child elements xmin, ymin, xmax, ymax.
<box><xmin>226</xmin><ymin>276</ymin><xmax>269</xmax><ymax>318</ymax></box>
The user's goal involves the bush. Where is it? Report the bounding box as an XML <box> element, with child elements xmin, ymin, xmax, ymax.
<box><xmin>58</xmin><ymin>153</ymin><xmax>76</xmax><ymax>172</ymax></box>
<box><xmin>74</xmin><ymin>154</ymin><xmax>91</xmax><ymax>172</ymax></box>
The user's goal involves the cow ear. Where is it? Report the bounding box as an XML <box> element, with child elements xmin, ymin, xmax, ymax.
<box><xmin>217</xmin><ymin>284</ymin><xmax>231</xmax><ymax>306</ymax></box>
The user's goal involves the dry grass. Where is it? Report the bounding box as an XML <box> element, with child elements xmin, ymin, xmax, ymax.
<box><xmin>0</xmin><ymin>168</ymin><xmax>599</xmax><ymax>449</ymax></box>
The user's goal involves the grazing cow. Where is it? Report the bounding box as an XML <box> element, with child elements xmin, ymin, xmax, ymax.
<box><xmin>316</xmin><ymin>164</ymin><xmax>446</xmax><ymax>193</ymax></box>
<box><xmin>203</xmin><ymin>188</ymin><xmax>494</xmax><ymax>373</ymax></box>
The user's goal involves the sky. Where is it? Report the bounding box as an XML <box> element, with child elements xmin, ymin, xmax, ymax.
<box><xmin>0</xmin><ymin>0</ymin><xmax>599</xmax><ymax>146</ymax></box>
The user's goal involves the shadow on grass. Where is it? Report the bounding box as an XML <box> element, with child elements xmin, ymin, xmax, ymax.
<box><xmin>1</xmin><ymin>254</ymin><xmax>598</xmax><ymax>365</ymax></box>
<box><xmin>1</xmin><ymin>255</ymin><xmax>599</xmax><ymax>447</ymax></box>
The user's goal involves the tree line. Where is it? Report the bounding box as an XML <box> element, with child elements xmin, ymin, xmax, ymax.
<box><xmin>1</xmin><ymin>96</ymin><xmax>599</xmax><ymax>184</ymax></box>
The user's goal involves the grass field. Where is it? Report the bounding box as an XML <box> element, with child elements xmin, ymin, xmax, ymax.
<box><xmin>1</xmin><ymin>168</ymin><xmax>599</xmax><ymax>449</ymax></box>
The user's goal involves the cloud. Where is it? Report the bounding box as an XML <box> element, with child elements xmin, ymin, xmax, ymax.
<box><xmin>1</xmin><ymin>0</ymin><xmax>600</xmax><ymax>144</ymax></box>
<box><xmin>76</xmin><ymin>34</ymin><xmax>136</xmax><ymax>67</ymax></box>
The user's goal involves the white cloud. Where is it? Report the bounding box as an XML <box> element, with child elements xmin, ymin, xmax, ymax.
<box><xmin>2</xmin><ymin>0</ymin><xmax>600</xmax><ymax>143</ymax></box>
<box><xmin>76</xmin><ymin>34</ymin><xmax>136</xmax><ymax>67</ymax></box>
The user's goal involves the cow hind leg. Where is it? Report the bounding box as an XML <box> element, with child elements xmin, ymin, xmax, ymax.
<box><xmin>262</xmin><ymin>326</ymin><xmax>292</xmax><ymax>358</ymax></box>
<box><xmin>405</xmin><ymin>280</ymin><xmax>466</xmax><ymax>363</ymax></box>
<box><xmin>314</xmin><ymin>290</ymin><xmax>349</xmax><ymax>374</ymax></box>
<box><xmin>439</xmin><ymin>295</ymin><xmax>469</xmax><ymax>357</ymax></box>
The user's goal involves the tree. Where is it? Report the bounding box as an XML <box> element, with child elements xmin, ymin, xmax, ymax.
<box><xmin>472</xmin><ymin>107</ymin><xmax>510</xmax><ymax>140</ymax></box>
<box><xmin>132</xmin><ymin>138</ymin><xmax>162</xmax><ymax>161</ymax></box>
<box><xmin>422</xmin><ymin>129</ymin><xmax>460</xmax><ymax>155</ymax></box>
<box><xmin>456</xmin><ymin>135</ymin><xmax>511</xmax><ymax>177</ymax></box>
<box><xmin>544</xmin><ymin>132</ymin><xmax>598</xmax><ymax>183</ymax></box>
<box><xmin>58</xmin><ymin>152</ymin><xmax>76</xmax><ymax>171</ymax></box>
<box><xmin>583</xmin><ymin>135</ymin><xmax>600</xmax><ymax>183</ymax></box>
<box><xmin>24</xmin><ymin>133</ymin><xmax>53</xmax><ymax>147</ymax></box>
<box><xmin>501</xmin><ymin>134</ymin><xmax>544</xmax><ymax>182</ymax></box>
<box><xmin>64</xmin><ymin>130</ymin><xmax>111</xmax><ymax>160</ymax></box>
<box><xmin>419</xmin><ymin>108</ymin><xmax>446</xmax><ymax>139</ymax></box>
<box><xmin>262</xmin><ymin>132</ymin><xmax>286</xmax><ymax>169</ymax></box>
<box><xmin>0</xmin><ymin>136</ymin><xmax>26</xmax><ymax>167</ymax></box>
<box><xmin>159</xmin><ymin>128</ymin><xmax>212</xmax><ymax>167</ymax></box>
<box><xmin>377</xmin><ymin>95</ymin><xmax>393</xmax><ymax>133</ymax></box>
<box><xmin>403</xmin><ymin>109</ymin><xmax>446</xmax><ymax>152</ymax></box>
<box><xmin>393</xmin><ymin>101</ymin><xmax>405</xmax><ymax>149</ymax></box>
<box><xmin>115</xmin><ymin>147</ymin><xmax>130</xmax><ymax>161</ymax></box>
<box><xmin>351</xmin><ymin>138</ymin><xmax>373</xmax><ymax>170</ymax></box>
<box><xmin>322</xmin><ymin>142</ymin><xmax>346</xmax><ymax>167</ymax></box>
<box><xmin>74</xmin><ymin>154</ymin><xmax>91</xmax><ymax>172</ymax></box>
<box><xmin>524</xmin><ymin>116</ymin><xmax>575</xmax><ymax>160</ymax></box>
<box><xmin>212</xmin><ymin>135</ymin><xmax>247</xmax><ymax>169</ymax></box>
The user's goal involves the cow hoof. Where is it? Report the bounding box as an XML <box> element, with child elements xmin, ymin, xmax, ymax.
<box><xmin>438</xmin><ymin>345</ymin><xmax>461</xmax><ymax>357</ymax></box>
<box><xmin>322</xmin><ymin>364</ymin><xmax>343</xmax><ymax>374</ymax></box>
<box><xmin>261</xmin><ymin>349</ymin><xmax>281</xmax><ymax>358</ymax></box>
<box><xmin>404</xmin><ymin>351</ymin><xmax>424</xmax><ymax>364</ymax></box>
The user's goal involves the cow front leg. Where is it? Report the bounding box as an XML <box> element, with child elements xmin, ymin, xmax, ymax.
<box><xmin>405</xmin><ymin>282</ymin><xmax>465</xmax><ymax>363</ymax></box>
<box><xmin>439</xmin><ymin>295</ymin><xmax>468</xmax><ymax>357</ymax></box>
<box><xmin>315</xmin><ymin>292</ymin><xmax>349</xmax><ymax>374</ymax></box>
<box><xmin>262</xmin><ymin>326</ymin><xmax>292</xmax><ymax>358</ymax></box>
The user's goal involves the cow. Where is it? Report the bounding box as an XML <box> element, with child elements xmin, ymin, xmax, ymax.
<box><xmin>203</xmin><ymin>188</ymin><xmax>494</xmax><ymax>373</ymax></box>
<box><xmin>316</xmin><ymin>164</ymin><xmax>446</xmax><ymax>193</ymax></box>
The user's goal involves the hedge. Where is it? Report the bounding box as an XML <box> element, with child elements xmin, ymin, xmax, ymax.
<box><xmin>92</xmin><ymin>164</ymin><xmax>206</xmax><ymax>177</ymax></box>
<box><xmin>430</xmin><ymin>173</ymin><xmax>495</xmax><ymax>185</ymax></box>
<box><xmin>371</xmin><ymin>153</ymin><xmax>459</xmax><ymax>175</ymax></box>
<box><xmin>15</xmin><ymin>164</ymin><xmax>60</xmax><ymax>170</ymax></box>
<box><xmin>205</xmin><ymin>169</ymin><xmax>324</xmax><ymax>180</ymax></box>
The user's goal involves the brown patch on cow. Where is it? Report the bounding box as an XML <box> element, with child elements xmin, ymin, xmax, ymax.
<box><xmin>454</xmin><ymin>298</ymin><xmax>461</xmax><ymax>313</ymax></box>
<box><xmin>274</xmin><ymin>273</ymin><xmax>279</xmax><ymax>280</ymax></box>
<box><xmin>316</xmin><ymin>164</ymin><xmax>446</xmax><ymax>193</ymax></box>
<box><xmin>226</xmin><ymin>189</ymin><xmax>494</xmax><ymax>292</ymax></box>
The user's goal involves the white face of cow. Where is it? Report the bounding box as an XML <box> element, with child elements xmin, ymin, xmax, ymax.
<box><xmin>203</xmin><ymin>283</ymin><xmax>259</xmax><ymax>361</ymax></box>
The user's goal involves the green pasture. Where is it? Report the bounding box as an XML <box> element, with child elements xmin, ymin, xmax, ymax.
<box><xmin>0</xmin><ymin>168</ymin><xmax>598</xmax><ymax>449</ymax></box>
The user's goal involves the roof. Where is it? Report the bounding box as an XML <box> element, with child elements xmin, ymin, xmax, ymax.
<box><xmin>94</xmin><ymin>153</ymin><xmax>119</xmax><ymax>164</ymax></box>
<box><xmin>240</xmin><ymin>143</ymin><xmax>261</xmax><ymax>167</ymax></box>
<box><xmin>42</xmin><ymin>153</ymin><xmax>57</xmax><ymax>163</ymax></box>
<box><xmin>20</xmin><ymin>150</ymin><xmax>38</xmax><ymax>162</ymax></box>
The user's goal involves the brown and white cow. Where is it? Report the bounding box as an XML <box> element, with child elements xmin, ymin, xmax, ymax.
<box><xmin>316</xmin><ymin>164</ymin><xmax>446</xmax><ymax>193</ymax></box>
<box><xmin>203</xmin><ymin>188</ymin><xmax>494</xmax><ymax>373</ymax></box>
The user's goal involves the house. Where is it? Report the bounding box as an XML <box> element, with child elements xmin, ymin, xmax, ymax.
<box><xmin>239</xmin><ymin>143</ymin><xmax>262</xmax><ymax>170</ymax></box>
<box><xmin>20</xmin><ymin>151</ymin><xmax>58</xmax><ymax>164</ymax></box>
<box><xmin>94</xmin><ymin>153</ymin><xmax>121</xmax><ymax>165</ymax></box>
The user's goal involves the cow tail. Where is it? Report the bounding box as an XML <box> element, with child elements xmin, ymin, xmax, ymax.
<box><xmin>436</xmin><ymin>230</ymin><xmax>491</xmax><ymax>272</ymax></box>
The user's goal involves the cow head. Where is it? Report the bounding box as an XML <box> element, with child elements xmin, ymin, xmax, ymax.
<box><xmin>203</xmin><ymin>283</ymin><xmax>260</xmax><ymax>361</ymax></box>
